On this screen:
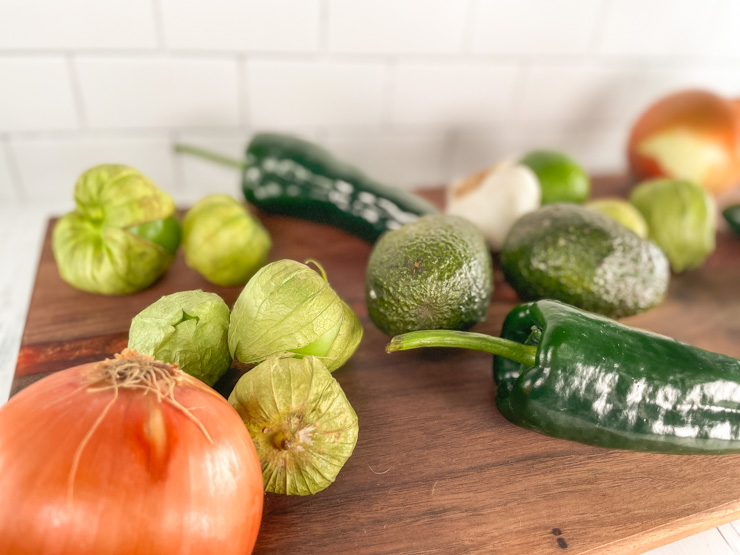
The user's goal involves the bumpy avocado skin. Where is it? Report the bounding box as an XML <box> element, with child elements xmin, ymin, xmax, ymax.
<box><xmin>366</xmin><ymin>214</ymin><xmax>494</xmax><ymax>337</ymax></box>
<box><xmin>501</xmin><ymin>204</ymin><xmax>670</xmax><ymax>318</ymax></box>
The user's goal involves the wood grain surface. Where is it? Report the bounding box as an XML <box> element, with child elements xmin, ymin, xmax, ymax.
<box><xmin>12</xmin><ymin>176</ymin><xmax>740</xmax><ymax>554</ymax></box>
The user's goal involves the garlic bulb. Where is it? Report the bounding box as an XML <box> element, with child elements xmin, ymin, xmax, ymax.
<box><xmin>446</xmin><ymin>161</ymin><xmax>541</xmax><ymax>251</ymax></box>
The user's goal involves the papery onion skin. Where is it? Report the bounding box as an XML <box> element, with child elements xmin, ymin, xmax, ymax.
<box><xmin>0</xmin><ymin>352</ymin><xmax>263</xmax><ymax>555</ymax></box>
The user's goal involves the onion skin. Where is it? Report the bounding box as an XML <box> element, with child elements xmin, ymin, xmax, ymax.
<box><xmin>628</xmin><ymin>89</ymin><xmax>740</xmax><ymax>195</ymax></box>
<box><xmin>0</xmin><ymin>354</ymin><xmax>263</xmax><ymax>555</ymax></box>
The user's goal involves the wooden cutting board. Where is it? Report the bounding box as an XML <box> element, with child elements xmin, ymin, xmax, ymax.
<box><xmin>12</xmin><ymin>176</ymin><xmax>740</xmax><ymax>554</ymax></box>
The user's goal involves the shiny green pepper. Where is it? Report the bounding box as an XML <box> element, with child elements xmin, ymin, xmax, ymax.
<box><xmin>388</xmin><ymin>300</ymin><xmax>740</xmax><ymax>455</ymax></box>
<box><xmin>723</xmin><ymin>204</ymin><xmax>740</xmax><ymax>235</ymax></box>
<box><xmin>175</xmin><ymin>133</ymin><xmax>439</xmax><ymax>242</ymax></box>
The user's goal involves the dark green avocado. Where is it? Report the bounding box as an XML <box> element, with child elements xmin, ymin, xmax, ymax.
<box><xmin>501</xmin><ymin>204</ymin><xmax>670</xmax><ymax>318</ymax></box>
<box><xmin>365</xmin><ymin>214</ymin><xmax>494</xmax><ymax>337</ymax></box>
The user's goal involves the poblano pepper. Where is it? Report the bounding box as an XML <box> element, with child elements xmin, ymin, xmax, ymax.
<box><xmin>174</xmin><ymin>133</ymin><xmax>439</xmax><ymax>242</ymax></box>
<box><xmin>387</xmin><ymin>299</ymin><xmax>740</xmax><ymax>455</ymax></box>
<box><xmin>723</xmin><ymin>204</ymin><xmax>740</xmax><ymax>235</ymax></box>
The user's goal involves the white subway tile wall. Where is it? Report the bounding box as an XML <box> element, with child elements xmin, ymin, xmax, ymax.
<box><xmin>9</xmin><ymin>133</ymin><xmax>175</xmax><ymax>202</ymax></box>
<box><xmin>76</xmin><ymin>58</ymin><xmax>241</xmax><ymax>129</ymax></box>
<box><xmin>0</xmin><ymin>145</ymin><xmax>16</xmax><ymax>201</ymax></box>
<box><xmin>327</xmin><ymin>0</ymin><xmax>467</xmax><ymax>54</ymax></box>
<box><xmin>0</xmin><ymin>58</ymin><xmax>79</xmax><ymax>132</ymax></box>
<box><xmin>161</xmin><ymin>0</ymin><xmax>321</xmax><ymax>52</ymax></box>
<box><xmin>470</xmin><ymin>0</ymin><xmax>603</xmax><ymax>55</ymax></box>
<box><xmin>2</xmin><ymin>0</ymin><xmax>740</xmax><ymax>203</ymax></box>
<box><xmin>391</xmin><ymin>63</ymin><xmax>521</xmax><ymax>126</ymax></box>
<box><xmin>0</xmin><ymin>0</ymin><xmax>157</xmax><ymax>50</ymax></box>
<box><xmin>173</xmin><ymin>130</ymin><xmax>253</xmax><ymax>203</ymax></box>
<box><xmin>246</xmin><ymin>61</ymin><xmax>387</xmax><ymax>127</ymax></box>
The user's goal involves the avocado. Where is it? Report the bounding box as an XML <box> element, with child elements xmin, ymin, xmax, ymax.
<box><xmin>501</xmin><ymin>204</ymin><xmax>670</xmax><ymax>318</ymax></box>
<box><xmin>365</xmin><ymin>214</ymin><xmax>494</xmax><ymax>337</ymax></box>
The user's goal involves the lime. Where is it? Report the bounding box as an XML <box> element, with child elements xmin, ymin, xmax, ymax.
<box><xmin>520</xmin><ymin>150</ymin><xmax>591</xmax><ymax>204</ymax></box>
<box><xmin>585</xmin><ymin>198</ymin><xmax>649</xmax><ymax>238</ymax></box>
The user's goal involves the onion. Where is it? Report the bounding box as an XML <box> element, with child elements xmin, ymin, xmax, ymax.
<box><xmin>0</xmin><ymin>349</ymin><xmax>263</xmax><ymax>554</ymax></box>
<box><xmin>628</xmin><ymin>89</ymin><xmax>740</xmax><ymax>195</ymax></box>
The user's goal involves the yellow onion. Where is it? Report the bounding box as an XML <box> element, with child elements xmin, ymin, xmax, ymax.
<box><xmin>0</xmin><ymin>349</ymin><xmax>263</xmax><ymax>554</ymax></box>
<box><xmin>628</xmin><ymin>89</ymin><xmax>740</xmax><ymax>195</ymax></box>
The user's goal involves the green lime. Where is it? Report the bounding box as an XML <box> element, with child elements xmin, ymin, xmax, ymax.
<box><xmin>520</xmin><ymin>150</ymin><xmax>591</xmax><ymax>204</ymax></box>
<box><xmin>585</xmin><ymin>198</ymin><xmax>649</xmax><ymax>238</ymax></box>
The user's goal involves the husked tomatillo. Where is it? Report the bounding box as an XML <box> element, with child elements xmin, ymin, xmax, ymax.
<box><xmin>52</xmin><ymin>164</ymin><xmax>180</xmax><ymax>295</ymax></box>
<box><xmin>630</xmin><ymin>178</ymin><xmax>716</xmax><ymax>273</ymax></box>
<box><xmin>182</xmin><ymin>194</ymin><xmax>271</xmax><ymax>286</ymax></box>
<box><xmin>128</xmin><ymin>290</ymin><xmax>232</xmax><ymax>386</ymax></box>
<box><xmin>229</xmin><ymin>355</ymin><xmax>359</xmax><ymax>495</ymax></box>
<box><xmin>228</xmin><ymin>259</ymin><xmax>362</xmax><ymax>371</ymax></box>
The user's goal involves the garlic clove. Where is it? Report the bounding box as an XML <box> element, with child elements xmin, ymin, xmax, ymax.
<box><xmin>446</xmin><ymin>162</ymin><xmax>541</xmax><ymax>251</ymax></box>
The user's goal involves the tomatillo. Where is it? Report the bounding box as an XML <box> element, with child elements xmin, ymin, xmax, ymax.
<box><xmin>52</xmin><ymin>164</ymin><xmax>181</xmax><ymax>295</ymax></box>
<box><xmin>228</xmin><ymin>259</ymin><xmax>363</xmax><ymax>371</ymax></box>
<box><xmin>182</xmin><ymin>194</ymin><xmax>271</xmax><ymax>287</ymax></box>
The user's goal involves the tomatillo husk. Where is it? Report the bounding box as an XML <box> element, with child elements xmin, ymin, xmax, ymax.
<box><xmin>128</xmin><ymin>290</ymin><xmax>232</xmax><ymax>386</ymax></box>
<box><xmin>228</xmin><ymin>355</ymin><xmax>359</xmax><ymax>495</ymax></box>
<box><xmin>182</xmin><ymin>195</ymin><xmax>271</xmax><ymax>286</ymax></box>
<box><xmin>629</xmin><ymin>178</ymin><xmax>716</xmax><ymax>272</ymax></box>
<box><xmin>228</xmin><ymin>259</ymin><xmax>363</xmax><ymax>371</ymax></box>
<box><xmin>52</xmin><ymin>164</ymin><xmax>179</xmax><ymax>295</ymax></box>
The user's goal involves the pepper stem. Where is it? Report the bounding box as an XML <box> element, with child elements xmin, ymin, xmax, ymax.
<box><xmin>173</xmin><ymin>143</ymin><xmax>247</xmax><ymax>170</ymax></box>
<box><xmin>386</xmin><ymin>330</ymin><xmax>537</xmax><ymax>367</ymax></box>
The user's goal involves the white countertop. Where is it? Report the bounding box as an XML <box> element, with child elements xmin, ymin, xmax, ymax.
<box><xmin>1</xmin><ymin>201</ymin><xmax>739</xmax><ymax>555</ymax></box>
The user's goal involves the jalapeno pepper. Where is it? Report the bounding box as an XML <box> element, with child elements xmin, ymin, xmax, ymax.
<box><xmin>175</xmin><ymin>133</ymin><xmax>439</xmax><ymax>242</ymax></box>
<box><xmin>387</xmin><ymin>299</ymin><xmax>740</xmax><ymax>455</ymax></box>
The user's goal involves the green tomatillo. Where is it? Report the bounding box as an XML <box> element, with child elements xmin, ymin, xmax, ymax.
<box><xmin>629</xmin><ymin>178</ymin><xmax>716</xmax><ymax>272</ymax></box>
<box><xmin>128</xmin><ymin>290</ymin><xmax>232</xmax><ymax>386</ymax></box>
<box><xmin>52</xmin><ymin>164</ymin><xmax>180</xmax><ymax>295</ymax></box>
<box><xmin>229</xmin><ymin>355</ymin><xmax>359</xmax><ymax>495</ymax></box>
<box><xmin>182</xmin><ymin>194</ymin><xmax>272</xmax><ymax>287</ymax></box>
<box><xmin>228</xmin><ymin>259</ymin><xmax>363</xmax><ymax>371</ymax></box>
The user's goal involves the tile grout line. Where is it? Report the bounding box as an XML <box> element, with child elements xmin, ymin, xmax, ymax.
<box><xmin>507</xmin><ymin>58</ymin><xmax>531</xmax><ymax>129</ymax></box>
<box><xmin>4</xmin><ymin>48</ymin><xmax>740</xmax><ymax>69</ymax></box>
<box><xmin>380</xmin><ymin>56</ymin><xmax>396</xmax><ymax>131</ymax></box>
<box><xmin>318</xmin><ymin>0</ymin><xmax>331</xmax><ymax>54</ymax></box>
<box><xmin>169</xmin><ymin>128</ymin><xmax>185</xmax><ymax>196</ymax></box>
<box><xmin>66</xmin><ymin>53</ymin><xmax>88</xmax><ymax>130</ymax></box>
<box><xmin>460</xmin><ymin>0</ymin><xmax>477</xmax><ymax>54</ymax></box>
<box><xmin>589</xmin><ymin>0</ymin><xmax>612</xmax><ymax>54</ymax></box>
<box><xmin>1</xmin><ymin>134</ymin><xmax>26</xmax><ymax>201</ymax></box>
<box><xmin>237</xmin><ymin>54</ymin><xmax>250</xmax><ymax>128</ymax></box>
<box><xmin>151</xmin><ymin>0</ymin><xmax>166</xmax><ymax>51</ymax></box>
